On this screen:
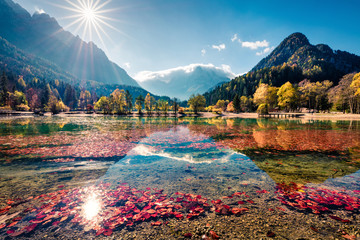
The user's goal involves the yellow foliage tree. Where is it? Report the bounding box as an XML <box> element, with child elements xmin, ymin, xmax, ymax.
<box><xmin>253</xmin><ymin>84</ymin><xmax>278</xmax><ymax>109</ymax></box>
<box><xmin>79</xmin><ymin>90</ymin><xmax>92</xmax><ymax>110</ymax></box>
<box><xmin>215</xmin><ymin>100</ymin><xmax>228</xmax><ymax>112</ymax></box>
<box><xmin>226</xmin><ymin>101</ymin><xmax>234</xmax><ymax>112</ymax></box>
<box><xmin>145</xmin><ymin>93</ymin><xmax>155</xmax><ymax>115</ymax></box>
<box><xmin>95</xmin><ymin>96</ymin><xmax>111</xmax><ymax>114</ymax></box>
<box><xmin>188</xmin><ymin>94</ymin><xmax>206</xmax><ymax>114</ymax></box>
<box><xmin>111</xmin><ymin>89</ymin><xmax>126</xmax><ymax>114</ymax></box>
<box><xmin>350</xmin><ymin>73</ymin><xmax>360</xmax><ymax>96</ymax></box>
<box><xmin>277</xmin><ymin>82</ymin><xmax>299</xmax><ymax>111</ymax></box>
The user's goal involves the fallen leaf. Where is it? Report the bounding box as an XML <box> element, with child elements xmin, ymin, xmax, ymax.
<box><xmin>7</xmin><ymin>221</ymin><xmax>18</xmax><ymax>228</ymax></box>
<box><xmin>184</xmin><ymin>233</ymin><xmax>192</xmax><ymax>238</ymax></box>
<box><xmin>103</xmin><ymin>229</ymin><xmax>113</xmax><ymax>236</ymax></box>
<box><xmin>209</xmin><ymin>230</ymin><xmax>220</xmax><ymax>239</ymax></box>
<box><xmin>151</xmin><ymin>221</ymin><xmax>162</xmax><ymax>226</ymax></box>
<box><xmin>342</xmin><ymin>234</ymin><xmax>356</xmax><ymax>240</ymax></box>
<box><xmin>328</xmin><ymin>215</ymin><xmax>351</xmax><ymax>223</ymax></box>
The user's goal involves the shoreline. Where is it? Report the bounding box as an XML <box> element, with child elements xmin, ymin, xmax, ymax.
<box><xmin>2</xmin><ymin>111</ymin><xmax>360</xmax><ymax>120</ymax></box>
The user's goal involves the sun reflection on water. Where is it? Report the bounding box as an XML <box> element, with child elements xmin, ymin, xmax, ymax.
<box><xmin>83</xmin><ymin>194</ymin><xmax>101</xmax><ymax>220</ymax></box>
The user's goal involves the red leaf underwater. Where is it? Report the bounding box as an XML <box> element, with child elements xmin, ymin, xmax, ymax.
<box><xmin>209</xmin><ymin>230</ymin><xmax>220</xmax><ymax>239</ymax></box>
<box><xmin>25</xmin><ymin>223</ymin><xmax>37</xmax><ymax>232</ymax></box>
<box><xmin>231</xmin><ymin>208</ymin><xmax>248</xmax><ymax>215</ymax></box>
<box><xmin>103</xmin><ymin>229</ymin><xmax>113</xmax><ymax>236</ymax></box>
<box><xmin>184</xmin><ymin>233</ymin><xmax>192</xmax><ymax>238</ymax></box>
<box><xmin>151</xmin><ymin>221</ymin><xmax>162</xmax><ymax>226</ymax></box>
<box><xmin>328</xmin><ymin>215</ymin><xmax>351</xmax><ymax>223</ymax></box>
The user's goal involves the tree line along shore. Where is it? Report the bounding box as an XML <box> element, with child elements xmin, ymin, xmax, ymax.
<box><xmin>1</xmin><ymin>69</ymin><xmax>360</xmax><ymax>116</ymax></box>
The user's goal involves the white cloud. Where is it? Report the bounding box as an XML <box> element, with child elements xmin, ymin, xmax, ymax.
<box><xmin>124</xmin><ymin>62</ymin><xmax>131</xmax><ymax>69</ymax></box>
<box><xmin>256</xmin><ymin>47</ymin><xmax>275</xmax><ymax>56</ymax></box>
<box><xmin>35</xmin><ymin>7</ymin><xmax>45</xmax><ymax>14</ymax></box>
<box><xmin>134</xmin><ymin>63</ymin><xmax>236</xmax><ymax>83</ymax></box>
<box><xmin>221</xmin><ymin>64</ymin><xmax>232</xmax><ymax>74</ymax></box>
<box><xmin>231</xmin><ymin>34</ymin><xmax>238</xmax><ymax>42</ymax></box>
<box><xmin>240</xmin><ymin>40</ymin><xmax>269</xmax><ymax>50</ymax></box>
<box><xmin>201</xmin><ymin>49</ymin><xmax>206</xmax><ymax>56</ymax></box>
<box><xmin>212</xmin><ymin>43</ymin><xmax>226</xmax><ymax>51</ymax></box>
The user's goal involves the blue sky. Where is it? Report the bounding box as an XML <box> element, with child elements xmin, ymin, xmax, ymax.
<box><xmin>14</xmin><ymin>0</ymin><xmax>360</xmax><ymax>79</ymax></box>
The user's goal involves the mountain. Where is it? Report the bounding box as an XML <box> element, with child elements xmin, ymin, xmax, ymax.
<box><xmin>0</xmin><ymin>36</ymin><xmax>77</xmax><ymax>84</ymax></box>
<box><xmin>252</xmin><ymin>32</ymin><xmax>360</xmax><ymax>82</ymax></box>
<box><xmin>135</xmin><ymin>64</ymin><xmax>235</xmax><ymax>100</ymax></box>
<box><xmin>0</xmin><ymin>0</ymin><xmax>139</xmax><ymax>87</ymax></box>
<box><xmin>0</xmin><ymin>35</ymin><xmax>167</xmax><ymax>104</ymax></box>
<box><xmin>204</xmin><ymin>64</ymin><xmax>304</xmax><ymax>105</ymax></box>
<box><xmin>84</xmin><ymin>81</ymin><xmax>170</xmax><ymax>102</ymax></box>
<box><xmin>204</xmin><ymin>32</ymin><xmax>360</xmax><ymax>105</ymax></box>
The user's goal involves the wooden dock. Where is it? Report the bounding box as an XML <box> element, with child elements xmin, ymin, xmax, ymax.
<box><xmin>258</xmin><ymin>112</ymin><xmax>305</xmax><ymax>118</ymax></box>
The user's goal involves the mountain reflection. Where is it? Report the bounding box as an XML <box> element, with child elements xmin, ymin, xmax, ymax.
<box><xmin>100</xmin><ymin>126</ymin><xmax>274</xmax><ymax>194</ymax></box>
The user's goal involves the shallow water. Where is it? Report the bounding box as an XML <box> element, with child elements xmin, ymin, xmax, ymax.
<box><xmin>0</xmin><ymin>116</ymin><xmax>359</xmax><ymax>239</ymax></box>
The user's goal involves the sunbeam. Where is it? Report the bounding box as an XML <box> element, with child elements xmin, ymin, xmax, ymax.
<box><xmin>51</xmin><ymin>0</ymin><xmax>118</xmax><ymax>44</ymax></box>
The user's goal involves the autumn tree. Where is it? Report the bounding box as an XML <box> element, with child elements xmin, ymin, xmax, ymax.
<box><xmin>188</xmin><ymin>94</ymin><xmax>206</xmax><ymax>114</ymax></box>
<box><xmin>253</xmin><ymin>84</ymin><xmax>267</xmax><ymax>106</ymax></box>
<box><xmin>257</xmin><ymin>103</ymin><xmax>269</xmax><ymax>114</ymax></box>
<box><xmin>46</xmin><ymin>95</ymin><xmax>69</xmax><ymax>114</ymax></box>
<box><xmin>328</xmin><ymin>74</ymin><xmax>353</xmax><ymax>113</ymax></box>
<box><xmin>110</xmin><ymin>89</ymin><xmax>126</xmax><ymax>114</ymax></box>
<box><xmin>79</xmin><ymin>90</ymin><xmax>92</xmax><ymax>110</ymax></box>
<box><xmin>145</xmin><ymin>93</ymin><xmax>155</xmax><ymax>115</ymax></box>
<box><xmin>226</xmin><ymin>101</ymin><xmax>234</xmax><ymax>112</ymax></box>
<box><xmin>95</xmin><ymin>96</ymin><xmax>111</xmax><ymax>114</ymax></box>
<box><xmin>17</xmin><ymin>76</ymin><xmax>26</xmax><ymax>91</ymax></box>
<box><xmin>9</xmin><ymin>91</ymin><xmax>29</xmax><ymax>111</ymax></box>
<box><xmin>30</xmin><ymin>94</ymin><xmax>41</xmax><ymax>111</ymax></box>
<box><xmin>349</xmin><ymin>72</ymin><xmax>360</xmax><ymax>113</ymax></box>
<box><xmin>277</xmin><ymin>82</ymin><xmax>299</xmax><ymax>112</ymax></box>
<box><xmin>299</xmin><ymin>79</ymin><xmax>314</xmax><ymax>110</ymax></box>
<box><xmin>215</xmin><ymin>100</ymin><xmax>228</xmax><ymax>112</ymax></box>
<box><xmin>351</xmin><ymin>73</ymin><xmax>360</xmax><ymax>94</ymax></box>
<box><xmin>253</xmin><ymin>83</ymin><xmax>278</xmax><ymax>110</ymax></box>
<box><xmin>299</xmin><ymin>80</ymin><xmax>332</xmax><ymax>112</ymax></box>
<box><xmin>314</xmin><ymin>80</ymin><xmax>333</xmax><ymax>112</ymax></box>
<box><xmin>240</xmin><ymin>96</ymin><xmax>252</xmax><ymax>112</ymax></box>
<box><xmin>26</xmin><ymin>88</ymin><xmax>41</xmax><ymax>111</ymax></box>
<box><xmin>158</xmin><ymin>99</ymin><xmax>169</xmax><ymax>115</ymax></box>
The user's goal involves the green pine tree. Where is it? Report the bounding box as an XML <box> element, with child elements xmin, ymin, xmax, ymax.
<box><xmin>233</xmin><ymin>94</ymin><xmax>241</xmax><ymax>113</ymax></box>
<box><xmin>0</xmin><ymin>71</ymin><xmax>8</xmax><ymax>106</ymax></box>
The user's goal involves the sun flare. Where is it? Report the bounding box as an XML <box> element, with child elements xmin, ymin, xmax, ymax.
<box><xmin>83</xmin><ymin>7</ymin><xmax>96</xmax><ymax>21</ymax></box>
<box><xmin>55</xmin><ymin>0</ymin><xmax>118</xmax><ymax>45</ymax></box>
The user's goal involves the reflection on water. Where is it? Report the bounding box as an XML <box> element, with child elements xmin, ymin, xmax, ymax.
<box><xmin>127</xmin><ymin>127</ymin><xmax>231</xmax><ymax>164</ymax></box>
<box><xmin>101</xmin><ymin>126</ymin><xmax>272</xmax><ymax>193</ymax></box>
<box><xmin>0</xmin><ymin>117</ymin><xmax>360</xmax><ymax>239</ymax></box>
<box><xmin>83</xmin><ymin>193</ymin><xmax>101</xmax><ymax>221</ymax></box>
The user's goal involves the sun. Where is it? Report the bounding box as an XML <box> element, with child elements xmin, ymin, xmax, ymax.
<box><xmin>83</xmin><ymin>7</ymin><xmax>96</xmax><ymax>21</ymax></box>
<box><xmin>55</xmin><ymin>0</ymin><xmax>118</xmax><ymax>45</ymax></box>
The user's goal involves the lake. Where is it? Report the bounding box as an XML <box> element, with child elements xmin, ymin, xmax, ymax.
<box><xmin>0</xmin><ymin>116</ymin><xmax>359</xmax><ymax>239</ymax></box>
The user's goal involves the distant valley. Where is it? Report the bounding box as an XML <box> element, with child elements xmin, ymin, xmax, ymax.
<box><xmin>136</xmin><ymin>64</ymin><xmax>235</xmax><ymax>100</ymax></box>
